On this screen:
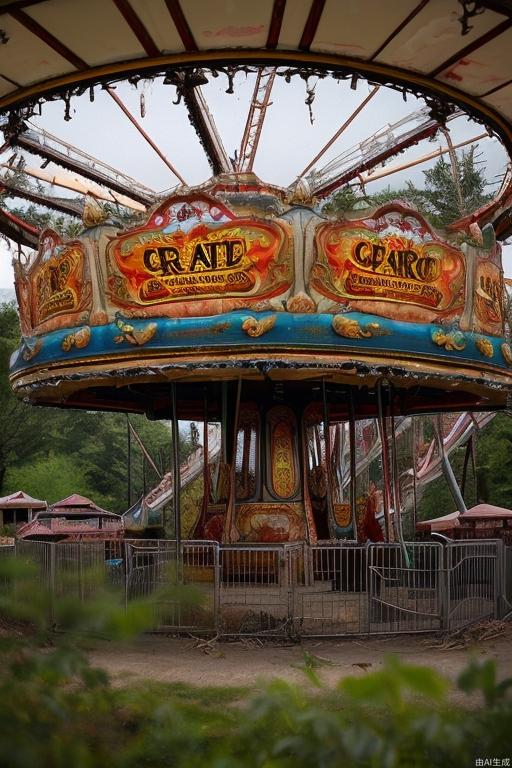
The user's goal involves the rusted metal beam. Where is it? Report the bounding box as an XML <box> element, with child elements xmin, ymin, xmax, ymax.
<box><xmin>106</xmin><ymin>86</ymin><xmax>187</xmax><ymax>185</ymax></box>
<box><xmin>0</xmin><ymin>206</ymin><xmax>39</xmax><ymax>247</ymax></box>
<box><xmin>297</xmin><ymin>86</ymin><xmax>380</xmax><ymax>180</ymax></box>
<box><xmin>237</xmin><ymin>68</ymin><xmax>276</xmax><ymax>173</ymax></box>
<box><xmin>313</xmin><ymin>121</ymin><xmax>441</xmax><ymax>199</ymax></box>
<box><xmin>1</xmin><ymin>161</ymin><xmax>146</xmax><ymax>211</ymax></box>
<box><xmin>0</xmin><ymin>177</ymin><xmax>83</xmax><ymax>217</ymax></box>
<box><xmin>6</xmin><ymin>122</ymin><xmax>155</xmax><ymax>205</ymax></box>
<box><xmin>167</xmin><ymin>71</ymin><xmax>231</xmax><ymax>176</ymax></box>
<box><xmin>358</xmin><ymin>132</ymin><xmax>488</xmax><ymax>184</ymax></box>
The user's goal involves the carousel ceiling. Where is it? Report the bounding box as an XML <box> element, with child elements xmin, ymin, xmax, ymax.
<box><xmin>0</xmin><ymin>0</ymin><xmax>510</xmax><ymax>149</ymax></box>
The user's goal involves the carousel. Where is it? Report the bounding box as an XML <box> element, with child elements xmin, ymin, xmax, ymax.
<box><xmin>1</xmin><ymin>0</ymin><xmax>512</xmax><ymax>633</ymax></box>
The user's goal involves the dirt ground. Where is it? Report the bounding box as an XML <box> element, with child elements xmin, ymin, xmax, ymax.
<box><xmin>88</xmin><ymin>622</ymin><xmax>512</xmax><ymax>696</ymax></box>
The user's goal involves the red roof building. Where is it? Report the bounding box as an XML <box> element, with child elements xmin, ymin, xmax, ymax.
<box><xmin>0</xmin><ymin>490</ymin><xmax>47</xmax><ymax>529</ymax></box>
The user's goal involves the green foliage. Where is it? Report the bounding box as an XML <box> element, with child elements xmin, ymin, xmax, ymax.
<box><xmin>0</xmin><ymin>302</ymin><xmax>192</xmax><ymax>512</ymax></box>
<box><xmin>458</xmin><ymin>658</ymin><xmax>512</xmax><ymax>708</ymax></box>
<box><xmin>6</xmin><ymin>203</ymin><xmax>83</xmax><ymax>238</ymax></box>
<box><xmin>323</xmin><ymin>146</ymin><xmax>491</xmax><ymax>228</ymax></box>
<box><xmin>476</xmin><ymin>413</ymin><xmax>512</xmax><ymax>507</ymax></box>
<box><xmin>4</xmin><ymin>453</ymin><xmax>97</xmax><ymax>505</ymax></box>
<box><xmin>179</xmin><ymin>474</ymin><xmax>204</xmax><ymax>538</ymax></box>
<box><xmin>0</xmin><ymin>554</ymin><xmax>511</xmax><ymax>767</ymax></box>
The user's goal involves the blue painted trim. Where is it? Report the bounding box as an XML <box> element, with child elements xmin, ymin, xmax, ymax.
<box><xmin>10</xmin><ymin>310</ymin><xmax>511</xmax><ymax>375</ymax></box>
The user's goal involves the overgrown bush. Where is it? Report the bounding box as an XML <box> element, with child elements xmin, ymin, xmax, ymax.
<box><xmin>0</xmin><ymin>555</ymin><xmax>510</xmax><ymax>768</ymax></box>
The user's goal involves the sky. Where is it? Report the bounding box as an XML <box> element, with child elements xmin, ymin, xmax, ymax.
<box><xmin>0</xmin><ymin>70</ymin><xmax>511</xmax><ymax>288</ymax></box>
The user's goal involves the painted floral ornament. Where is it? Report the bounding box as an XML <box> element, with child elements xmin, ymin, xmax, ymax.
<box><xmin>332</xmin><ymin>315</ymin><xmax>385</xmax><ymax>339</ymax></box>
<box><xmin>242</xmin><ymin>315</ymin><xmax>276</xmax><ymax>337</ymax></box>
<box><xmin>431</xmin><ymin>328</ymin><xmax>466</xmax><ymax>351</ymax></box>
<box><xmin>475</xmin><ymin>336</ymin><xmax>494</xmax><ymax>358</ymax></box>
<box><xmin>61</xmin><ymin>326</ymin><xmax>91</xmax><ymax>352</ymax></box>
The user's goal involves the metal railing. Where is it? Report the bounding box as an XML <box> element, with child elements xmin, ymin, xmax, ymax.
<box><xmin>368</xmin><ymin>542</ymin><xmax>443</xmax><ymax>634</ymax></box>
<box><xmin>445</xmin><ymin>540</ymin><xmax>501</xmax><ymax>631</ymax></box>
<box><xmin>0</xmin><ymin>543</ymin><xmax>15</xmax><ymax>592</ymax></box>
<box><xmin>125</xmin><ymin>539</ymin><xmax>219</xmax><ymax>632</ymax></box>
<box><xmin>294</xmin><ymin>544</ymin><xmax>369</xmax><ymax>636</ymax></box>
<box><xmin>219</xmin><ymin>544</ymin><xmax>292</xmax><ymax>635</ymax></box>
<box><xmin>3</xmin><ymin>539</ymin><xmax>508</xmax><ymax>637</ymax></box>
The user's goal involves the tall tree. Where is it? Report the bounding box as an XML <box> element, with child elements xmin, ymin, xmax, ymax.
<box><xmin>0</xmin><ymin>302</ymin><xmax>190</xmax><ymax>510</ymax></box>
<box><xmin>0</xmin><ymin>302</ymin><xmax>45</xmax><ymax>492</ymax></box>
<box><xmin>323</xmin><ymin>145</ymin><xmax>492</xmax><ymax>228</ymax></box>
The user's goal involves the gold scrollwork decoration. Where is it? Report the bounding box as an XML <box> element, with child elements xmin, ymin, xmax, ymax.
<box><xmin>82</xmin><ymin>194</ymin><xmax>108</xmax><ymax>228</ymax></box>
<box><xmin>332</xmin><ymin>315</ymin><xmax>387</xmax><ymax>339</ymax></box>
<box><xmin>501</xmin><ymin>342</ymin><xmax>512</xmax><ymax>367</ymax></box>
<box><xmin>242</xmin><ymin>314</ymin><xmax>276</xmax><ymax>338</ymax></box>
<box><xmin>475</xmin><ymin>336</ymin><xmax>494</xmax><ymax>358</ymax></box>
<box><xmin>113</xmin><ymin>314</ymin><xmax>157</xmax><ymax>346</ymax></box>
<box><xmin>333</xmin><ymin>503</ymin><xmax>352</xmax><ymax>528</ymax></box>
<box><xmin>61</xmin><ymin>326</ymin><xmax>91</xmax><ymax>352</ymax></box>
<box><xmin>286</xmin><ymin>292</ymin><xmax>316</xmax><ymax>314</ymax></box>
<box><xmin>431</xmin><ymin>328</ymin><xmax>466</xmax><ymax>351</ymax></box>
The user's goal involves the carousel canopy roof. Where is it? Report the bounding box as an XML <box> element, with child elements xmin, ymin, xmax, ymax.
<box><xmin>0</xmin><ymin>490</ymin><xmax>46</xmax><ymax>508</ymax></box>
<box><xmin>0</xmin><ymin>0</ymin><xmax>511</xmax><ymax>154</ymax></box>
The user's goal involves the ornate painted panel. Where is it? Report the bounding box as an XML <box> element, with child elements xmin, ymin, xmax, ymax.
<box><xmin>473</xmin><ymin>250</ymin><xmax>504</xmax><ymax>336</ymax></box>
<box><xmin>267</xmin><ymin>405</ymin><xmax>300</xmax><ymax>500</ymax></box>
<box><xmin>235</xmin><ymin>503</ymin><xmax>306</xmax><ymax>542</ymax></box>
<box><xmin>106</xmin><ymin>193</ymin><xmax>292</xmax><ymax>313</ymax></box>
<box><xmin>9</xmin><ymin>179</ymin><xmax>512</xmax><ymax>413</ymax></box>
<box><xmin>22</xmin><ymin>229</ymin><xmax>92</xmax><ymax>333</ymax></box>
<box><xmin>311</xmin><ymin>205</ymin><xmax>465</xmax><ymax>320</ymax></box>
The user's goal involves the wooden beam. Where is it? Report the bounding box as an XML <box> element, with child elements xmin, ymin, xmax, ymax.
<box><xmin>481</xmin><ymin>77</ymin><xmax>512</xmax><ymax>97</ymax></box>
<box><xmin>112</xmin><ymin>0</ymin><xmax>161</xmax><ymax>57</ymax></box>
<box><xmin>430</xmin><ymin>17</ymin><xmax>512</xmax><ymax>78</ymax></box>
<box><xmin>370</xmin><ymin>0</ymin><xmax>430</xmax><ymax>60</ymax></box>
<box><xmin>164</xmin><ymin>0</ymin><xmax>198</xmax><ymax>51</ymax></box>
<box><xmin>299</xmin><ymin>0</ymin><xmax>325</xmax><ymax>51</ymax></box>
<box><xmin>9</xmin><ymin>8</ymin><xmax>88</xmax><ymax>69</ymax></box>
<box><xmin>266</xmin><ymin>0</ymin><xmax>286</xmax><ymax>49</ymax></box>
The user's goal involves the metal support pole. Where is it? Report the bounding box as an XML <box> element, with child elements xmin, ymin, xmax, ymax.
<box><xmin>434</xmin><ymin>415</ymin><xmax>467</xmax><ymax>514</ymax></box>
<box><xmin>376</xmin><ymin>381</ymin><xmax>392</xmax><ymax>541</ymax></box>
<box><xmin>298</xmin><ymin>86</ymin><xmax>380</xmax><ymax>178</ymax></box>
<box><xmin>412</xmin><ymin>416</ymin><xmax>418</xmax><ymax>534</ymax></box>
<box><xmin>107</xmin><ymin>86</ymin><xmax>186</xmax><ymax>184</ymax></box>
<box><xmin>171</xmin><ymin>383</ymin><xmax>181</xmax><ymax>574</ymax></box>
<box><xmin>224</xmin><ymin>378</ymin><xmax>242</xmax><ymax>543</ymax></box>
<box><xmin>390</xmin><ymin>408</ymin><xmax>401</xmax><ymax>541</ymax></box>
<box><xmin>221</xmin><ymin>382</ymin><xmax>228</xmax><ymax>464</ymax></box>
<box><xmin>322</xmin><ymin>379</ymin><xmax>335</xmax><ymax>539</ymax></box>
<box><xmin>126</xmin><ymin>414</ymin><xmax>131</xmax><ymax>509</ymax></box>
<box><xmin>196</xmin><ymin>386</ymin><xmax>210</xmax><ymax>538</ymax></box>
<box><xmin>348</xmin><ymin>388</ymin><xmax>357</xmax><ymax>539</ymax></box>
<box><xmin>49</xmin><ymin>542</ymin><xmax>56</xmax><ymax>625</ymax></box>
<box><xmin>390</xmin><ymin>402</ymin><xmax>410</xmax><ymax>567</ymax></box>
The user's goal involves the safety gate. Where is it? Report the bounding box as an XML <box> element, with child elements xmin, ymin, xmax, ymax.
<box><xmin>368</xmin><ymin>542</ymin><xmax>443</xmax><ymax>634</ymax></box>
